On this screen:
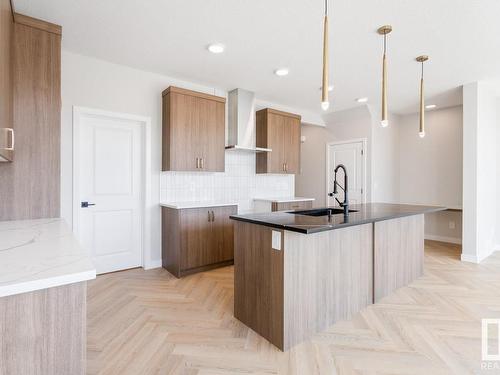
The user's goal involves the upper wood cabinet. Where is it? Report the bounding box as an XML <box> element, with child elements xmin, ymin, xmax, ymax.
<box><xmin>162</xmin><ymin>86</ymin><xmax>225</xmax><ymax>172</ymax></box>
<box><xmin>256</xmin><ymin>108</ymin><xmax>301</xmax><ymax>174</ymax></box>
<box><xmin>0</xmin><ymin>0</ymin><xmax>13</xmax><ymax>162</ymax></box>
<box><xmin>0</xmin><ymin>12</ymin><xmax>61</xmax><ymax>220</ymax></box>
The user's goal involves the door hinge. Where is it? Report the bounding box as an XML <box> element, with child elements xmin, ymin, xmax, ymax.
<box><xmin>361</xmin><ymin>149</ymin><xmax>364</xmax><ymax>155</ymax></box>
<box><xmin>361</xmin><ymin>188</ymin><xmax>364</xmax><ymax>194</ymax></box>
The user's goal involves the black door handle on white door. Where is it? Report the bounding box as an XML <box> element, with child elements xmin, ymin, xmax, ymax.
<box><xmin>81</xmin><ymin>201</ymin><xmax>96</xmax><ymax>208</ymax></box>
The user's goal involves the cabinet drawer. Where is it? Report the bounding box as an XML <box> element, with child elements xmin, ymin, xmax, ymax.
<box><xmin>271</xmin><ymin>200</ymin><xmax>313</xmax><ymax>212</ymax></box>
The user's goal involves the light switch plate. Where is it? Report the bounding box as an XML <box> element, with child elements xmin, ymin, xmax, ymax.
<box><xmin>272</xmin><ymin>230</ymin><xmax>281</xmax><ymax>250</ymax></box>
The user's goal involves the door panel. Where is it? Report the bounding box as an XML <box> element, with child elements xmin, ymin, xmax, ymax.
<box><xmin>180</xmin><ymin>208</ymin><xmax>213</xmax><ymax>270</ymax></box>
<box><xmin>78</xmin><ymin>113</ymin><xmax>143</xmax><ymax>274</ymax></box>
<box><xmin>327</xmin><ymin>141</ymin><xmax>365</xmax><ymax>206</ymax></box>
<box><xmin>283</xmin><ymin>116</ymin><xmax>300</xmax><ymax>174</ymax></box>
<box><xmin>211</xmin><ymin>206</ymin><xmax>237</xmax><ymax>262</ymax></box>
<box><xmin>268</xmin><ymin>113</ymin><xmax>285</xmax><ymax>173</ymax></box>
<box><xmin>169</xmin><ymin>93</ymin><xmax>199</xmax><ymax>171</ymax></box>
<box><xmin>200</xmin><ymin>99</ymin><xmax>225</xmax><ymax>172</ymax></box>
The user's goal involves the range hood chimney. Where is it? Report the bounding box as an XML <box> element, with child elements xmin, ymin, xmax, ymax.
<box><xmin>225</xmin><ymin>88</ymin><xmax>271</xmax><ymax>152</ymax></box>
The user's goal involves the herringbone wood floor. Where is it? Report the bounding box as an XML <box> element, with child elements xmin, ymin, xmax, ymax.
<box><xmin>87</xmin><ymin>241</ymin><xmax>500</xmax><ymax>375</ymax></box>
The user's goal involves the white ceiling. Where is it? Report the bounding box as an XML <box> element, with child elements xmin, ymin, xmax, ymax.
<box><xmin>12</xmin><ymin>0</ymin><xmax>500</xmax><ymax>115</ymax></box>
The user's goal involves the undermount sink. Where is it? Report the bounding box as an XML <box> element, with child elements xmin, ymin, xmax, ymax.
<box><xmin>289</xmin><ymin>208</ymin><xmax>358</xmax><ymax>217</ymax></box>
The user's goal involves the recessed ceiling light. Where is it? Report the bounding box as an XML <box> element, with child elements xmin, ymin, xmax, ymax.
<box><xmin>425</xmin><ymin>104</ymin><xmax>437</xmax><ymax>109</ymax></box>
<box><xmin>207</xmin><ymin>43</ymin><xmax>225</xmax><ymax>54</ymax></box>
<box><xmin>319</xmin><ymin>85</ymin><xmax>334</xmax><ymax>92</ymax></box>
<box><xmin>274</xmin><ymin>68</ymin><xmax>289</xmax><ymax>77</ymax></box>
<box><xmin>356</xmin><ymin>97</ymin><xmax>368</xmax><ymax>103</ymax></box>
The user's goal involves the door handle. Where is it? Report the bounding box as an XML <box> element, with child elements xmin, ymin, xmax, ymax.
<box><xmin>211</xmin><ymin>210</ymin><xmax>215</xmax><ymax>222</ymax></box>
<box><xmin>81</xmin><ymin>201</ymin><xmax>96</xmax><ymax>208</ymax></box>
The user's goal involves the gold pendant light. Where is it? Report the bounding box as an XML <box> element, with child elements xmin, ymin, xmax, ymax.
<box><xmin>321</xmin><ymin>0</ymin><xmax>329</xmax><ymax>111</ymax></box>
<box><xmin>416</xmin><ymin>55</ymin><xmax>429</xmax><ymax>138</ymax></box>
<box><xmin>377</xmin><ymin>25</ymin><xmax>392</xmax><ymax>127</ymax></box>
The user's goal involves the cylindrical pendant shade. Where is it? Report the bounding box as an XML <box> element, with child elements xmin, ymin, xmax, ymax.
<box><xmin>416</xmin><ymin>55</ymin><xmax>429</xmax><ymax>138</ymax></box>
<box><xmin>321</xmin><ymin>14</ymin><xmax>329</xmax><ymax>110</ymax></box>
<box><xmin>377</xmin><ymin>25</ymin><xmax>392</xmax><ymax>127</ymax></box>
<box><xmin>381</xmin><ymin>53</ymin><xmax>388</xmax><ymax>126</ymax></box>
<box><xmin>419</xmin><ymin>77</ymin><xmax>425</xmax><ymax>137</ymax></box>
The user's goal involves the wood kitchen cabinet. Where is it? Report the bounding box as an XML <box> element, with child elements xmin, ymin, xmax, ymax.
<box><xmin>272</xmin><ymin>200</ymin><xmax>313</xmax><ymax>211</ymax></box>
<box><xmin>162</xmin><ymin>205</ymin><xmax>237</xmax><ymax>278</ymax></box>
<box><xmin>256</xmin><ymin>108</ymin><xmax>301</xmax><ymax>174</ymax></box>
<box><xmin>0</xmin><ymin>12</ymin><xmax>61</xmax><ymax>220</ymax></box>
<box><xmin>162</xmin><ymin>86</ymin><xmax>225</xmax><ymax>172</ymax></box>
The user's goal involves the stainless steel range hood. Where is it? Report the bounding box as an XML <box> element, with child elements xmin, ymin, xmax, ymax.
<box><xmin>225</xmin><ymin>88</ymin><xmax>271</xmax><ymax>152</ymax></box>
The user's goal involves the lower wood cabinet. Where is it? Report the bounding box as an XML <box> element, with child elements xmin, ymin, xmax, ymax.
<box><xmin>271</xmin><ymin>200</ymin><xmax>313</xmax><ymax>212</ymax></box>
<box><xmin>162</xmin><ymin>205</ymin><xmax>237</xmax><ymax>277</ymax></box>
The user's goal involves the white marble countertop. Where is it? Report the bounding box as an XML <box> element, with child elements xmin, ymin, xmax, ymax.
<box><xmin>160</xmin><ymin>201</ymin><xmax>239</xmax><ymax>209</ymax></box>
<box><xmin>0</xmin><ymin>218</ymin><xmax>96</xmax><ymax>298</ymax></box>
<box><xmin>253</xmin><ymin>197</ymin><xmax>315</xmax><ymax>203</ymax></box>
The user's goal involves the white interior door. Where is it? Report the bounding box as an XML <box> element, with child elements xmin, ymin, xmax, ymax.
<box><xmin>327</xmin><ymin>140</ymin><xmax>365</xmax><ymax>207</ymax></box>
<box><xmin>77</xmin><ymin>113</ymin><xmax>143</xmax><ymax>274</ymax></box>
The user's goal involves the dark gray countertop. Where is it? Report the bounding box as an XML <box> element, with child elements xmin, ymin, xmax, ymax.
<box><xmin>230</xmin><ymin>203</ymin><xmax>446</xmax><ymax>234</ymax></box>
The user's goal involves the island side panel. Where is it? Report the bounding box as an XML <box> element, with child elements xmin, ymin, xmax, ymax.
<box><xmin>374</xmin><ymin>214</ymin><xmax>425</xmax><ymax>302</ymax></box>
<box><xmin>233</xmin><ymin>221</ymin><xmax>285</xmax><ymax>350</ymax></box>
<box><xmin>0</xmin><ymin>282</ymin><xmax>86</xmax><ymax>375</ymax></box>
<box><xmin>283</xmin><ymin>223</ymin><xmax>373</xmax><ymax>351</ymax></box>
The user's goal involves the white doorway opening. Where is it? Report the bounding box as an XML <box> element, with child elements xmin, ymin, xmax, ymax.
<box><xmin>73</xmin><ymin>107</ymin><xmax>151</xmax><ymax>274</ymax></box>
<box><xmin>326</xmin><ymin>139</ymin><xmax>367</xmax><ymax>207</ymax></box>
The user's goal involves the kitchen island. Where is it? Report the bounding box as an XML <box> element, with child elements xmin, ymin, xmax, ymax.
<box><xmin>0</xmin><ymin>218</ymin><xmax>96</xmax><ymax>375</ymax></box>
<box><xmin>230</xmin><ymin>203</ymin><xmax>444</xmax><ymax>351</ymax></box>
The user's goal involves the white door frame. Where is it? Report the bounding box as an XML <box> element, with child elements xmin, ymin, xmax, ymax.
<box><xmin>72</xmin><ymin>106</ymin><xmax>152</xmax><ymax>270</ymax></box>
<box><xmin>325</xmin><ymin>138</ymin><xmax>367</xmax><ymax>204</ymax></box>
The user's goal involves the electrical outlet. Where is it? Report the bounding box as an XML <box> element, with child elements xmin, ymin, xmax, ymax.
<box><xmin>272</xmin><ymin>230</ymin><xmax>281</xmax><ymax>250</ymax></box>
<box><xmin>449</xmin><ymin>221</ymin><xmax>456</xmax><ymax>230</ymax></box>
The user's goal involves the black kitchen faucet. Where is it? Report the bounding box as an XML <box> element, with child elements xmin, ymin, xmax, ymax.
<box><xmin>328</xmin><ymin>164</ymin><xmax>349</xmax><ymax>217</ymax></box>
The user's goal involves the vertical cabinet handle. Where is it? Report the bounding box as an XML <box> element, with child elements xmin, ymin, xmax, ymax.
<box><xmin>200</xmin><ymin>158</ymin><xmax>204</xmax><ymax>169</ymax></box>
<box><xmin>207</xmin><ymin>210</ymin><xmax>215</xmax><ymax>222</ymax></box>
<box><xmin>196</xmin><ymin>157</ymin><xmax>199</xmax><ymax>169</ymax></box>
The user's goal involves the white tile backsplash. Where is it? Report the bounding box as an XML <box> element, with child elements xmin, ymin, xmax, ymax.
<box><xmin>160</xmin><ymin>151</ymin><xmax>294</xmax><ymax>212</ymax></box>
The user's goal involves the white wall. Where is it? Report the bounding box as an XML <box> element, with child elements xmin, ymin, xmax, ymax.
<box><xmin>462</xmin><ymin>82</ymin><xmax>498</xmax><ymax>263</ymax></box>
<box><xmin>497</xmin><ymin>98</ymin><xmax>500</xmax><ymax>251</ymax></box>
<box><xmin>371</xmin><ymin>111</ymin><xmax>400</xmax><ymax>203</ymax></box>
<box><xmin>398</xmin><ymin>106</ymin><xmax>463</xmax><ymax>209</ymax></box>
<box><xmin>62</xmin><ymin>51</ymin><xmax>307</xmax><ymax>268</ymax></box>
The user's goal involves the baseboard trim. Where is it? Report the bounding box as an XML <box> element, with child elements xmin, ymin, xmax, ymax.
<box><xmin>144</xmin><ymin>260</ymin><xmax>162</xmax><ymax>270</ymax></box>
<box><xmin>460</xmin><ymin>254</ymin><xmax>479</xmax><ymax>263</ymax></box>
<box><xmin>425</xmin><ymin>234</ymin><xmax>462</xmax><ymax>245</ymax></box>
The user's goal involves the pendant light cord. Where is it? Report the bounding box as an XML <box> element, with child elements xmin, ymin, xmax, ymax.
<box><xmin>383</xmin><ymin>33</ymin><xmax>387</xmax><ymax>55</ymax></box>
<box><xmin>421</xmin><ymin>62</ymin><xmax>424</xmax><ymax>80</ymax></box>
<box><xmin>325</xmin><ymin>0</ymin><xmax>328</xmax><ymax>16</ymax></box>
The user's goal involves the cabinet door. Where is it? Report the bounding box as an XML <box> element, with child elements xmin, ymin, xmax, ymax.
<box><xmin>168</xmin><ymin>93</ymin><xmax>201</xmax><ymax>171</ymax></box>
<box><xmin>283</xmin><ymin>116</ymin><xmax>301</xmax><ymax>174</ymax></box>
<box><xmin>198</xmin><ymin>98</ymin><xmax>225</xmax><ymax>172</ymax></box>
<box><xmin>180</xmin><ymin>208</ymin><xmax>213</xmax><ymax>270</ymax></box>
<box><xmin>210</xmin><ymin>206</ymin><xmax>237</xmax><ymax>262</ymax></box>
<box><xmin>267</xmin><ymin>113</ymin><xmax>286</xmax><ymax>173</ymax></box>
